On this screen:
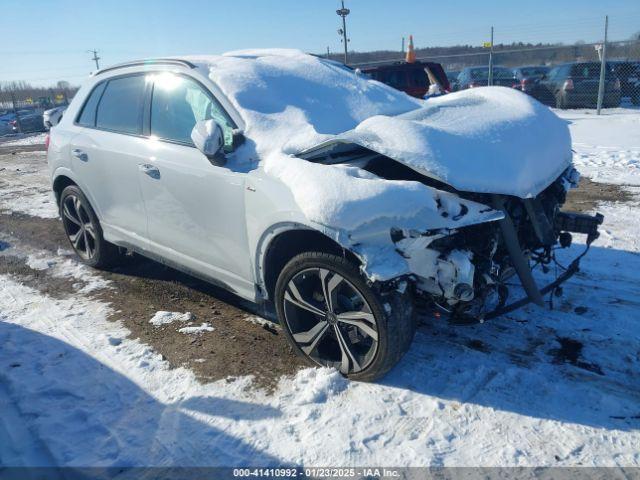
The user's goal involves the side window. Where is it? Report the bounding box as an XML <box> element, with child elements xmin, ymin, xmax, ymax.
<box><xmin>150</xmin><ymin>73</ymin><xmax>235</xmax><ymax>148</ymax></box>
<box><xmin>77</xmin><ymin>82</ymin><xmax>106</xmax><ymax>127</ymax></box>
<box><xmin>96</xmin><ymin>75</ymin><xmax>146</xmax><ymax>134</ymax></box>
<box><xmin>381</xmin><ymin>70</ymin><xmax>406</xmax><ymax>89</ymax></box>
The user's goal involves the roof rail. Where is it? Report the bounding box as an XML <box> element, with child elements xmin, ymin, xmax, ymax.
<box><xmin>94</xmin><ymin>58</ymin><xmax>197</xmax><ymax>76</ymax></box>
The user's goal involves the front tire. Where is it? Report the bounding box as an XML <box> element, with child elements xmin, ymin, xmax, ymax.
<box><xmin>59</xmin><ymin>185</ymin><xmax>120</xmax><ymax>269</ymax></box>
<box><xmin>275</xmin><ymin>252</ymin><xmax>415</xmax><ymax>382</ymax></box>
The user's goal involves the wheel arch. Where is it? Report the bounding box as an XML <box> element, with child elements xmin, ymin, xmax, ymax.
<box><xmin>51</xmin><ymin>169</ymin><xmax>104</xmax><ymax>221</ymax></box>
<box><xmin>258</xmin><ymin>225</ymin><xmax>361</xmax><ymax>301</ymax></box>
<box><xmin>52</xmin><ymin>174</ymin><xmax>77</xmax><ymax>205</ymax></box>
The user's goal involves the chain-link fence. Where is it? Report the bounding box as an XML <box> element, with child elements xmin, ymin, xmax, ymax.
<box><xmin>349</xmin><ymin>15</ymin><xmax>640</xmax><ymax>112</ymax></box>
<box><xmin>0</xmin><ymin>84</ymin><xmax>76</xmax><ymax>136</ymax></box>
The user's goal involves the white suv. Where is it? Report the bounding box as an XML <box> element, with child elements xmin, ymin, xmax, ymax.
<box><xmin>48</xmin><ymin>50</ymin><xmax>600</xmax><ymax>380</ymax></box>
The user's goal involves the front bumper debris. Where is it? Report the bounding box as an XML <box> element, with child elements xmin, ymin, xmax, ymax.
<box><xmin>484</xmin><ymin>206</ymin><xmax>603</xmax><ymax>320</ymax></box>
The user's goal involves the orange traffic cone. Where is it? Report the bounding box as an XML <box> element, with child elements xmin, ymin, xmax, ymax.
<box><xmin>406</xmin><ymin>35</ymin><xmax>416</xmax><ymax>63</ymax></box>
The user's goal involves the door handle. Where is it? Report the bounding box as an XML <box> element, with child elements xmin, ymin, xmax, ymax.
<box><xmin>138</xmin><ymin>163</ymin><xmax>160</xmax><ymax>179</ymax></box>
<box><xmin>71</xmin><ymin>148</ymin><xmax>88</xmax><ymax>162</ymax></box>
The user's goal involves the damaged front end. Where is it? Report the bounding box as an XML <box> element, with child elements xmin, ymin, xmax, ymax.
<box><xmin>391</xmin><ymin>167</ymin><xmax>603</xmax><ymax>322</ymax></box>
<box><xmin>300</xmin><ymin>142</ymin><xmax>603</xmax><ymax>323</ymax></box>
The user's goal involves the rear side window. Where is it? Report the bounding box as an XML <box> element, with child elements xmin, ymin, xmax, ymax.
<box><xmin>77</xmin><ymin>82</ymin><xmax>106</xmax><ymax>127</ymax></box>
<box><xmin>571</xmin><ymin>63</ymin><xmax>613</xmax><ymax>78</ymax></box>
<box><xmin>380</xmin><ymin>70</ymin><xmax>407</xmax><ymax>89</ymax></box>
<box><xmin>410</xmin><ymin>69</ymin><xmax>428</xmax><ymax>87</ymax></box>
<box><xmin>96</xmin><ymin>75</ymin><xmax>146</xmax><ymax>134</ymax></box>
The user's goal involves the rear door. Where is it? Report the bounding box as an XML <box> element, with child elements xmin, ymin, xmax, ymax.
<box><xmin>70</xmin><ymin>74</ymin><xmax>150</xmax><ymax>245</ymax></box>
<box><xmin>137</xmin><ymin>72</ymin><xmax>254</xmax><ymax>297</ymax></box>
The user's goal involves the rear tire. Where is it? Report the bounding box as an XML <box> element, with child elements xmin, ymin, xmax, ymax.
<box><xmin>59</xmin><ymin>185</ymin><xmax>120</xmax><ymax>269</ymax></box>
<box><xmin>275</xmin><ymin>251</ymin><xmax>415</xmax><ymax>382</ymax></box>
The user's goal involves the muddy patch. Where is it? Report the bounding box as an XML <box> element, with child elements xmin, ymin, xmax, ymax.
<box><xmin>565</xmin><ymin>177</ymin><xmax>633</xmax><ymax>213</ymax></box>
<box><xmin>549</xmin><ymin>337</ymin><xmax>604</xmax><ymax>376</ymax></box>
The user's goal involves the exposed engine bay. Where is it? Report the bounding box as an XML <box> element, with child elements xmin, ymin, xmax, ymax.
<box><xmin>300</xmin><ymin>142</ymin><xmax>603</xmax><ymax>322</ymax></box>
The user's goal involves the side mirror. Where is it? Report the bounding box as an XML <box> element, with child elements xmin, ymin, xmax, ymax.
<box><xmin>191</xmin><ymin>120</ymin><xmax>226</xmax><ymax>167</ymax></box>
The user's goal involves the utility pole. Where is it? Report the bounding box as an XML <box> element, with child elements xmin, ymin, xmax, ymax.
<box><xmin>488</xmin><ymin>26</ymin><xmax>494</xmax><ymax>86</ymax></box>
<box><xmin>596</xmin><ymin>15</ymin><xmax>608</xmax><ymax>115</ymax></box>
<box><xmin>326</xmin><ymin>46</ymin><xmax>330</xmax><ymax>59</ymax></box>
<box><xmin>336</xmin><ymin>1</ymin><xmax>350</xmax><ymax>65</ymax></box>
<box><xmin>88</xmin><ymin>49</ymin><xmax>100</xmax><ymax>70</ymax></box>
<box><xmin>401</xmin><ymin>37</ymin><xmax>405</xmax><ymax>55</ymax></box>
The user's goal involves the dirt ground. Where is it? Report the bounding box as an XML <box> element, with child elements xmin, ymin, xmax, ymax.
<box><xmin>565</xmin><ymin>177</ymin><xmax>632</xmax><ymax>213</ymax></box>
<box><xmin>0</xmin><ymin>144</ymin><xmax>632</xmax><ymax>389</ymax></box>
<box><xmin>0</xmin><ymin>205</ymin><xmax>305</xmax><ymax>390</ymax></box>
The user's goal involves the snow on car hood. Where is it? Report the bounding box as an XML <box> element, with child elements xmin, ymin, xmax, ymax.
<box><xmin>310</xmin><ymin>87</ymin><xmax>573</xmax><ymax>198</ymax></box>
<box><xmin>189</xmin><ymin>50</ymin><xmax>564</xmax><ymax>236</ymax></box>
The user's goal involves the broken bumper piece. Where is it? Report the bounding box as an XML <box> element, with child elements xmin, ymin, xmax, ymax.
<box><xmin>484</xmin><ymin>210</ymin><xmax>604</xmax><ymax>320</ymax></box>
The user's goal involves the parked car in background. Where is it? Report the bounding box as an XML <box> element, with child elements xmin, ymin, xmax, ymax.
<box><xmin>512</xmin><ymin>65</ymin><xmax>549</xmax><ymax>95</ymax></box>
<box><xmin>533</xmin><ymin>62</ymin><xmax>621</xmax><ymax>109</ymax></box>
<box><xmin>361</xmin><ymin>61</ymin><xmax>450</xmax><ymax>98</ymax></box>
<box><xmin>43</xmin><ymin>105</ymin><xmax>68</xmax><ymax>130</ymax></box>
<box><xmin>608</xmin><ymin>60</ymin><xmax>640</xmax><ymax>105</ymax></box>
<box><xmin>453</xmin><ymin>66</ymin><xmax>515</xmax><ymax>90</ymax></box>
<box><xmin>10</xmin><ymin>110</ymin><xmax>46</xmax><ymax>133</ymax></box>
<box><xmin>0</xmin><ymin>111</ymin><xmax>16</xmax><ymax>136</ymax></box>
<box><xmin>445</xmin><ymin>70</ymin><xmax>460</xmax><ymax>90</ymax></box>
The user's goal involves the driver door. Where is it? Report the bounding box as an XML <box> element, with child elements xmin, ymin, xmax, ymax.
<box><xmin>137</xmin><ymin>72</ymin><xmax>254</xmax><ymax>299</ymax></box>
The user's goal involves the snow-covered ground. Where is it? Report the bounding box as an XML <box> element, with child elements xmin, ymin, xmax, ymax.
<box><xmin>558</xmin><ymin>107</ymin><xmax>640</xmax><ymax>186</ymax></box>
<box><xmin>1</xmin><ymin>107</ymin><xmax>639</xmax><ymax>469</ymax></box>
<box><xmin>0</xmin><ymin>132</ymin><xmax>47</xmax><ymax>146</ymax></box>
<box><xmin>0</xmin><ymin>151</ymin><xmax>58</xmax><ymax>218</ymax></box>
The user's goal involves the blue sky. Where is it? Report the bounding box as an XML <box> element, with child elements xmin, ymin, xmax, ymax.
<box><xmin>2</xmin><ymin>0</ymin><xmax>639</xmax><ymax>85</ymax></box>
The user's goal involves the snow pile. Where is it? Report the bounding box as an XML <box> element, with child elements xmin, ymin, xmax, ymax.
<box><xmin>24</xmin><ymin>251</ymin><xmax>111</xmax><ymax>293</ymax></box>
<box><xmin>178</xmin><ymin>323</ymin><xmax>214</xmax><ymax>334</ymax></box>
<box><xmin>149</xmin><ymin>311</ymin><xmax>194</xmax><ymax>326</ymax></box>
<box><xmin>149</xmin><ymin>312</ymin><xmax>213</xmax><ymax>334</ymax></box>
<box><xmin>280</xmin><ymin>368</ymin><xmax>349</xmax><ymax>406</ymax></box>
